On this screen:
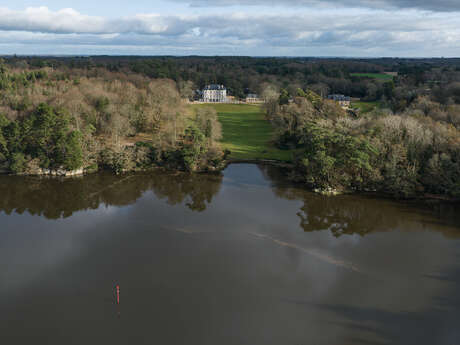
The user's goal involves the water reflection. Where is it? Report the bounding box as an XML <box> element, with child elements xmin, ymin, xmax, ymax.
<box><xmin>258</xmin><ymin>164</ymin><xmax>460</xmax><ymax>238</ymax></box>
<box><xmin>1</xmin><ymin>164</ymin><xmax>460</xmax><ymax>345</ymax></box>
<box><xmin>0</xmin><ymin>171</ymin><xmax>223</xmax><ymax>219</ymax></box>
<box><xmin>307</xmin><ymin>257</ymin><xmax>460</xmax><ymax>345</ymax></box>
<box><xmin>1</xmin><ymin>166</ymin><xmax>459</xmax><ymax>240</ymax></box>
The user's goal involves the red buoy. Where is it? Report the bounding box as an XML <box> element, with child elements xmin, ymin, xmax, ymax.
<box><xmin>116</xmin><ymin>285</ymin><xmax>120</xmax><ymax>305</ymax></box>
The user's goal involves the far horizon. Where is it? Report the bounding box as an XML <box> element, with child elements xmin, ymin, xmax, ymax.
<box><xmin>2</xmin><ymin>55</ymin><xmax>460</xmax><ymax>59</ymax></box>
<box><xmin>0</xmin><ymin>1</ymin><xmax>459</xmax><ymax>57</ymax></box>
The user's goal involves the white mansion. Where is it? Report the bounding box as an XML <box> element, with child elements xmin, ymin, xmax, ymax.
<box><xmin>202</xmin><ymin>84</ymin><xmax>227</xmax><ymax>103</ymax></box>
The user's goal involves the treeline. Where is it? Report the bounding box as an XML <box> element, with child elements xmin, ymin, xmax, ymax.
<box><xmin>0</xmin><ymin>61</ymin><xmax>225</xmax><ymax>175</ymax></box>
<box><xmin>266</xmin><ymin>90</ymin><xmax>460</xmax><ymax>198</ymax></box>
<box><xmin>4</xmin><ymin>56</ymin><xmax>460</xmax><ymax>114</ymax></box>
<box><xmin>1</xmin><ymin>56</ymin><xmax>460</xmax><ymax>198</ymax></box>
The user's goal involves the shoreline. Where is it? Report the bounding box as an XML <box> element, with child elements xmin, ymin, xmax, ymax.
<box><xmin>1</xmin><ymin>160</ymin><xmax>459</xmax><ymax>203</ymax></box>
<box><xmin>223</xmin><ymin>159</ymin><xmax>295</xmax><ymax>169</ymax></box>
<box><xmin>223</xmin><ymin>159</ymin><xmax>460</xmax><ymax>203</ymax></box>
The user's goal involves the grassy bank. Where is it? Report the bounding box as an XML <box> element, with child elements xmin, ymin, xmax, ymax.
<box><xmin>351</xmin><ymin>101</ymin><xmax>380</xmax><ymax>113</ymax></box>
<box><xmin>191</xmin><ymin>103</ymin><xmax>292</xmax><ymax>161</ymax></box>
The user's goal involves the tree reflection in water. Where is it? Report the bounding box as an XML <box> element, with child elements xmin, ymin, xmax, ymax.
<box><xmin>0</xmin><ymin>171</ymin><xmax>223</xmax><ymax>219</ymax></box>
<box><xmin>0</xmin><ymin>165</ymin><xmax>459</xmax><ymax>239</ymax></box>
<box><xmin>258</xmin><ymin>164</ymin><xmax>460</xmax><ymax>238</ymax></box>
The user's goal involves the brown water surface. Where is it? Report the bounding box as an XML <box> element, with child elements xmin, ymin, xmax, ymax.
<box><xmin>1</xmin><ymin>164</ymin><xmax>459</xmax><ymax>345</ymax></box>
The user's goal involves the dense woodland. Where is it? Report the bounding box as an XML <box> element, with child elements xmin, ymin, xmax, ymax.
<box><xmin>1</xmin><ymin>56</ymin><xmax>460</xmax><ymax>199</ymax></box>
<box><xmin>0</xmin><ymin>59</ymin><xmax>224</xmax><ymax>174</ymax></box>
<box><xmin>6</xmin><ymin>56</ymin><xmax>460</xmax><ymax>111</ymax></box>
<box><xmin>266</xmin><ymin>88</ymin><xmax>460</xmax><ymax>198</ymax></box>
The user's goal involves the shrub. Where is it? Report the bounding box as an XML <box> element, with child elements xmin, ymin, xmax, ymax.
<box><xmin>9</xmin><ymin>152</ymin><xmax>26</xmax><ymax>173</ymax></box>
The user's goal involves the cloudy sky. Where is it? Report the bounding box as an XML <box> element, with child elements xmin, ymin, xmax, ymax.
<box><xmin>0</xmin><ymin>0</ymin><xmax>459</xmax><ymax>56</ymax></box>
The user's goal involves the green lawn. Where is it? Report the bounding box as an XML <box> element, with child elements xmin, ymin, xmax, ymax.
<box><xmin>191</xmin><ymin>103</ymin><xmax>293</xmax><ymax>161</ymax></box>
<box><xmin>351</xmin><ymin>101</ymin><xmax>380</xmax><ymax>113</ymax></box>
<box><xmin>350</xmin><ymin>73</ymin><xmax>394</xmax><ymax>80</ymax></box>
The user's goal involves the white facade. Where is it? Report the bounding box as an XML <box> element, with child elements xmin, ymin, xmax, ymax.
<box><xmin>202</xmin><ymin>85</ymin><xmax>227</xmax><ymax>103</ymax></box>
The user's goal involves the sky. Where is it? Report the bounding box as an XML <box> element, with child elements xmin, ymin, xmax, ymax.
<box><xmin>0</xmin><ymin>0</ymin><xmax>459</xmax><ymax>57</ymax></box>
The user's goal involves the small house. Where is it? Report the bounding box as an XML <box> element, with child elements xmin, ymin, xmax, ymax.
<box><xmin>245</xmin><ymin>93</ymin><xmax>262</xmax><ymax>103</ymax></box>
<box><xmin>327</xmin><ymin>94</ymin><xmax>351</xmax><ymax>108</ymax></box>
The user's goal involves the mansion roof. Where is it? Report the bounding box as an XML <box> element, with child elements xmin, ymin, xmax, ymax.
<box><xmin>204</xmin><ymin>84</ymin><xmax>226</xmax><ymax>90</ymax></box>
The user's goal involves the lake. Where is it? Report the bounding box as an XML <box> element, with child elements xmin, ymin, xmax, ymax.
<box><xmin>1</xmin><ymin>164</ymin><xmax>459</xmax><ymax>345</ymax></box>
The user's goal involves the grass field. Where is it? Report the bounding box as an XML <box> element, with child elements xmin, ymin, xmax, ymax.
<box><xmin>191</xmin><ymin>103</ymin><xmax>293</xmax><ymax>161</ymax></box>
<box><xmin>351</xmin><ymin>101</ymin><xmax>380</xmax><ymax>113</ymax></box>
<box><xmin>350</xmin><ymin>73</ymin><xmax>394</xmax><ymax>80</ymax></box>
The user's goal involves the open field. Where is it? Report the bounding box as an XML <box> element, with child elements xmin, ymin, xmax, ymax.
<box><xmin>350</xmin><ymin>73</ymin><xmax>394</xmax><ymax>80</ymax></box>
<box><xmin>351</xmin><ymin>101</ymin><xmax>380</xmax><ymax>113</ymax></box>
<box><xmin>191</xmin><ymin>103</ymin><xmax>293</xmax><ymax>161</ymax></box>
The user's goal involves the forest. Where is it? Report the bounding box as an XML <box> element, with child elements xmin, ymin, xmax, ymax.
<box><xmin>1</xmin><ymin>55</ymin><xmax>460</xmax><ymax>199</ymax></box>
<box><xmin>0</xmin><ymin>59</ymin><xmax>224</xmax><ymax>175</ymax></box>
<box><xmin>6</xmin><ymin>55</ymin><xmax>460</xmax><ymax>112</ymax></box>
<box><xmin>265</xmin><ymin>88</ymin><xmax>460</xmax><ymax>198</ymax></box>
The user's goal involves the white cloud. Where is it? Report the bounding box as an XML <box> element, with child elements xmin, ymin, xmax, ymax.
<box><xmin>0</xmin><ymin>7</ymin><xmax>106</xmax><ymax>33</ymax></box>
<box><xmin>172</xmin><ymin>0</ymin><xmax>460</xmax><ymax>12</ymax></box>
<box><xmin>0</xmin><ymin>6</ymin><xmax>459</xmax><ymax>56</ymax></box>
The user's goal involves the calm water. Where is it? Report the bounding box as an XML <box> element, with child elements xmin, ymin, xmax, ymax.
<box><xmin>1</xmin><ymin>164</ymin><xmax>460</xmax><ymax>345</ymax></box>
